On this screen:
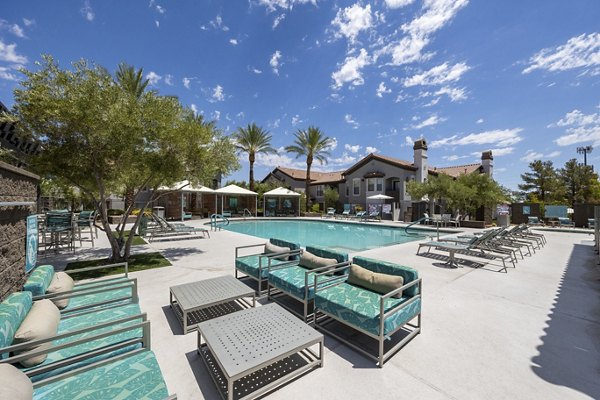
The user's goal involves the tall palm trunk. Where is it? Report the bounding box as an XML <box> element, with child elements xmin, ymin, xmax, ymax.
<box><xmin>124</xmin><ymin>186</ymin><xmax>134</xmax><ymax>210</ymax></box>
<box><xmin>305</xmin><ymin>157</ymin><xmax>312</xmax><ymax>210</ymax></box>
<box><xmin>249</xmin><ymin>152</ymin><xmax>255</xmax><ymax>192</ymax></box>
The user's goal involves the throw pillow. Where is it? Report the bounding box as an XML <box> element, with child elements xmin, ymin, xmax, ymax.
<box><xmin>13</xmin><ymin>299</ymin><xmax>60</xmax><ymax>367</ymax></box>
<box><xmin>0</xmin><ymin>364</ymin><xmax>33</xmax><ymax>400</ymax></box>
<box><xmin>265</xmin><ymin>242</ymin><xmax>291</xmax><ymax>260</ymax></box>
<box><xmin>347</xmin><ymin>264</ymin><xmax>404</xmax><ymax>298</ymax></box>
<box><xmin>46</xmin><ymin>272</ymin><xmax>75</xmax><ymax>309</ymax></box>
<box><xmin>299</xmin><ymin>251</ymin><xmax>337</xmax><ymax>271</ymax></box>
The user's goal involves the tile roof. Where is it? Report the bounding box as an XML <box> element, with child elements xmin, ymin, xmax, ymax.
<box><xmin>433</xmin><ymin>163</ymin><xmax>482</xmax><ymax>178</ymax></box>
<box><xmin>275</xmin><ymin>167</ymin><xmax>344</xmax><ymax>184</ymax></box>
<box><xmin>343</xmin><ymin>153</ymin><xmax>416</xmax><ymax>175</ymax></box>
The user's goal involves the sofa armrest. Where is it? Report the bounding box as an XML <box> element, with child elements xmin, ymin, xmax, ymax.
<box><xmin>235</xmin><ymin>243</ymin><xmax>266</xmax><ymax>258</ymax></box>
<box><xmin>307</xmin><ymin>261</ymin><xmax>351</xmax><ymax>296</ymax></box>
<box><xmin>313</xmin><ymin>263</ymin><xmax>351</xmax><ymax>293</ymax></box>
<box><xmin>380</xmin><ymin>279</ymin><xmax>422</xmax><ymax>322</ymax></box>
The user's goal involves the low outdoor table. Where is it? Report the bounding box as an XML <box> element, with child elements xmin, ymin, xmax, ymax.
<box><xmin>170</xmin><ymin>275</ymin><xmax>255</xmax><ymax>334</ymax></box>
<box><xmin>197</xmin><ymin>303</ymin><xmax>324</xmax><ymax>400</ymax></box>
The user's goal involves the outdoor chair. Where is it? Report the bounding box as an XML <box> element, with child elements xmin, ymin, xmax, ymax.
<box><xmin>511</xmin><ymin>224</ymin><xmax>546</xmax><ymax>246</ymax></box>
<box><xmin>267</xmin><ymin>245</ymin><xmax>350</xmax><ymax>322</ymax></box>
<box><xmin>588</xmin><ymin>218</ymin><xmax>595</xmax><ymax>229</ymax></box>
<box><xmin>75</xmin><ymin>210</ymin><xmax>97</xmax><ymax>247</ymax></box>
<box><xmin>527</xmin><ymin>216</ymin><xmax>544</xmax><ymax>226</ymax></box>
<box><xmin>448</xmin><ymin>213</ymin><xmax>461</xmax><ymax>227</ymax></box>
<box><xmin>354</xmin><ymin>210</ymin><xmax>367</xmax><ymax>219</ymax></box>
<box><xmin>323</xmin><ymin>207</ymin><xmax>336</xmax><ymax>218</ymax></box>
<box><xmin>313</xmin><ymin>256</ymin><xmax>422</xmax><ymax>367</ymax></box>
<box><xmin>41</xmin><ymin>211</ymin><xmax>75</xmax><ymax>254</ymax></box>
<box><xmin>235</xmin><ymin>238</ymin><xmax>302</xmax><ymax>297</ymax></box>
<box><xmin>422</xmin><ymin>213</ymin><xmax>435</xmax><ymax>225</ymax></box>
<box><xmin>341</xmin><ymin>207</ymin><xmax>351</xmax><ymax>218</ymax></box>
<box><xmin>23</xmin><ymin>263</ymin><xmax>138</xmax><ymax>315</ymax></box>
<box><xmin>362</xmin><ymin>210</ymin><xmax>381</xmax><ymax>222</ymax></box>
<box><xmin>182</xmin><ymin>210</ymin><xmax>193</xmax><ymax>220</ymax></box>
<box><xmin>145</xmin><ymin>214</ymin><xmax>209</xmax><ymax>242</ymax></box>
<box><xmin>0</xmin><ymin>291</ymin><xmax>146</xmax><ymax>383</ymax></box>
<box><xmin>557</xmin><ymin>217</ymin><xmax>575</xmax><ymax>228</ymax></box>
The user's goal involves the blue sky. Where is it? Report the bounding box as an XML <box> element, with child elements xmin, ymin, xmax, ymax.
<box><xmin>1</xmin><ymin>1</ymin><xmax>599</xmax><ymax>190</ymax></box>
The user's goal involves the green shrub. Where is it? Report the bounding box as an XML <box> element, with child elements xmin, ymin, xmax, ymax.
<box><xmin>107</xmin><ymin>208</ymin><xmax>124</xmax><ymax>216</ymax></box>
<box><xmin>311</xmin><ymin>204</ymin><xmax>320</xmax><ymax>213</ymax></box>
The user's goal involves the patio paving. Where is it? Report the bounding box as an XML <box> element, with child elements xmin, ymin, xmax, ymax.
<box><xmin>45</xmin><ymin>219</ymin><xmax>600</xmax><ymax>400</ymax></box>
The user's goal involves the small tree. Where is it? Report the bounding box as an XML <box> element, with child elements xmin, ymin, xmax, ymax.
<box><xmin>14</xmin><ymin>56</ymin><xmax>239</xmax><ymax>261</ymax></box>
<box><xmin>558</xmin><ymin>158</ymin><xmax>600</xmax><ymax>206</ymax></box>
<box><xmin>518</xmin><ymin>160</ymin><xmax>563</xmax><ymax>203</ymax></box>
<box><xmin>323</xmin><ymin>187</ymin><xmax>339</xmax><ymax>210</ymax></box>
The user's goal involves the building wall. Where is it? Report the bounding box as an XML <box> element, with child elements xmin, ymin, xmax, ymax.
<box><xmin>265</xmin><ymin>171</ymin><xmax>305</xmax><ymax>192</ymax></box>
<box><xmin>0</xmin><ymin>161</ymin><xmax>39</xmax><ymax>301</ymax></box>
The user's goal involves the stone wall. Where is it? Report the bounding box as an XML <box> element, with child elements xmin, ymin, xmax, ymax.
<box><xmin>0</xmin><ymin>161</ymin><xmax>39</xmax><ymax>301</ymax></box>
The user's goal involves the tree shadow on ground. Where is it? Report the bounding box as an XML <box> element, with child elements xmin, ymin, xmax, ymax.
<box><xmin>531</xmin><ymin>242</ymin><xmax>600</xmax><ymax>397</ymax></box>
<box><xmin>158</xmin><ymin>247</ymin><xmax>206</xmax><ymax>263</ymax></box>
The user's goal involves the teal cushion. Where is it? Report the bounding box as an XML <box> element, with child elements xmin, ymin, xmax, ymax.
<box><xmin>65</xmin><ymin>278</ymin><xmax>133</xmax><ymax>312</ymax></box>
<box><xmin>270</xmin><ymin>238</ymin><xmax>301</xmax><ymax>261</ymax></box>
<box><xmin>269</xmin><ymin>266</ymin><xmax>320</xmax><ymax>300</ymax></box>
<box><xmin>24</xmin><ymin>265</ymin><xmax>55</xmax><ymax>296</ymax></box>
<box><xmin>24</xmin><ymin>303</ymin><xmax>143</xmax><ymax>382</ymax></box>
<box><xmin>352</xmin><ymin>256</ymin><xmax>419</xmax><ymax>297</ymax></box>
<box><xmin>315</xmin><ymin>283</ymin><xmax>421</xmax><ymax>336</ymax></box>
<box><xmin>235</xmin><ymin>255</ymin><xmax>288</xmax><ymax>279</ymax></box>
<box><xmin>0</xmin><ymin>292</ymin><xmax>33</xmax><ymax>349</ymax></box>
<box><xmin>33</xmin><ymin>350</ymin><xmax>169</xmax><ymax>400</ymax></box>
<box><xmin>306</xmin><ymin>245</ymin><xmax>348</xmax><ymax>264</ymax></box>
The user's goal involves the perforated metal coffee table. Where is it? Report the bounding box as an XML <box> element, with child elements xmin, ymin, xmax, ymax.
<box><xmin>197</xmin><ymin>303</ymin><xmax>324</xmax><ymax>400</ymax></box>
<box><xmin>170</xmin><ymin>275</ymin><xmax>255</xmax><ymax>334</ymax></box>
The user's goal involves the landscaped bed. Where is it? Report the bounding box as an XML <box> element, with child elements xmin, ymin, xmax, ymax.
<box><xmin>66</xmin><ymin>252</ymin><xmax>171</xmax><ymax>279</ymax></box>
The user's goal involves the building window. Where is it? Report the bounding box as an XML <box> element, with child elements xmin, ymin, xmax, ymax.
<box><xmin>352</xmin><ymin>178</ymin><xmax>360</xmax><ymax>196</ymax></box>
<box><xmin>367</xmin><ymin>178</ymin><xmax>383</xmax><ymax>192</ymax></box>
<box><xmin>316</xmin><ymin>185</ymin><xmax>324</xmax><ymax>197</ymax></box>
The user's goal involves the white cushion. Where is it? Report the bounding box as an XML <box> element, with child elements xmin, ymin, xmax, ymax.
<box><xmin>299</xmin><ymin>251</ymin><xmax>337</xmax><ymax>270</ymax></box>
<box><xmin>46</xmin><ymin>272</ymin><xmax>75</xmax><ymax>309</ymax></box>
<box><xmin>13</xmin><ymin>299</ymin><xmax>60</xmax><ymax>367</ymax></box>
<box><xmin>0</xmin><ymin>363</ymin><xmax>33</xmax><ymax>400</ymax></box>
<box><xmin>265</xmin><ymin>242</ymin><xmax>290</xmax><ymax>260</ymax></box>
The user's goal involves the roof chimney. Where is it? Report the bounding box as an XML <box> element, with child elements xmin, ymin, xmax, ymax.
<box><xmin>481</xmin><ymin>150</ymin><xmax>493</xmax><ymax>178</ymax></box>
<box><xmin>413</xmin><ymin>138</ymin><xmax>428</xmax><ymax>183</ymax></box>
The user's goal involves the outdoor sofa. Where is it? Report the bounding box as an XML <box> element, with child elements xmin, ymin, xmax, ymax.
<box><xmin>235</xmin><ymin>238</ymin><xmax>301</xmax><ymax>296</ymax></box>
<box><xmin>313</xmin><ymin>256</ymin><xmax>422</xmax><ymax>367</ymax></box>
<box><xmin>267</xmin><ymin>245</ymin><xmax>350</xmax><ymax>322</ymax></box>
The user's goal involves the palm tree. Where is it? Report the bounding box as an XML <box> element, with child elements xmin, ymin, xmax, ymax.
<box><xmin>285</xmin><ymin>126</ymin><xmax>334</xmax><ymax>211</ymax></box>
<box><xmin>232</xmin><ymin>123</ymin><xmax>276</xmax><ymax>192</ymax></box>
<box><xmin>114</xmin><ymin>64</ymin><xmax>149</xmax><ymax>211</ymax></box>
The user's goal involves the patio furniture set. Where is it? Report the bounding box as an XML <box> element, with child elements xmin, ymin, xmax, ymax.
<box><xmin>528</xmin><ymin>215</ymin><xmax>576</xmax><ymax>228</ymax></box>
<box><xmin>140</xmin><ymin>213</ymin><xmax>210</xmax><ymax>242</ymax></box>
<box><xmin>0</xmin><ymin>262</ymin><xmax>175</xmax><ymax>399</ymax></box>
<box><xmin>38</xmin><ymin>210</ymin><xmax>98</xmax><ymax>254</ymax></box>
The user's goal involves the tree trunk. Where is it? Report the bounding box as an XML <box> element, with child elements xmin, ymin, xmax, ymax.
<box><xmin>124</xmin><ymin>186</ymin><xmax>134</xmax><ymax>211</ymax></box>
<box><xmin>305</xmin><ymin>158</ymin><xmax>312</xmax><ymax>211</ymax></box>
<box><xmin>249</xmin><ymin>152</ymin><xmax>255</xmax><ymax>192</ymax></box>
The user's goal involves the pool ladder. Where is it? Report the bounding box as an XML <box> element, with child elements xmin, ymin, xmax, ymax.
<box><xmin>210</xmin><ymin>214</ymin><xmax>230</xmax><ymax>231</ymax></box>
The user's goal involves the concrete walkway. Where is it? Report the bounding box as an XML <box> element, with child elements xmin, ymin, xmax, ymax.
<box><xmin>44</xmin><ymin>219</ymin><xmax>600</xmax><ymax>400</ymax></box>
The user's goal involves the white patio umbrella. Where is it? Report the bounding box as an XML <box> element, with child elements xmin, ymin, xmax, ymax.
<box><xmin>367</xmin><ymin>194</ymin><xmax>394</xmax><ymax>200</ymax></box>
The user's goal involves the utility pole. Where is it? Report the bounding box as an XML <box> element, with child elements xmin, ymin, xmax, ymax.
<box><xmin>577</xmin><ymin>145</ymin><xmax>593</xmax><ymax>166</ymax></box>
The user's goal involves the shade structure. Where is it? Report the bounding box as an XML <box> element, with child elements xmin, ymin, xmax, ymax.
<box><xmin>214</xmin><ymin>184</ymin><xmax>258</xmax><ymax>217</ymax></box>
<box><xmin>263</xmin><ymin>187</ymin><xmax>301</xmax><ymax>217</ymax></box>
<box><xmin>156</xmin><ymin>180</ymin><xmax>215</xmax><ymax>221</ymax></box>
<box><xmin>367</xmin><ymin>194</ymin><xmax>394</xmax><ymax>200</ymax></box>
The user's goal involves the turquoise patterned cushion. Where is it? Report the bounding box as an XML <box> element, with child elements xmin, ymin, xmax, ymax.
<box><xmin>33</xmin><ymin>350</ymin><xmax>169</xmax><ymax>400</ymax></box>
<box><xmin>65</xmin><ymin>285</ymin><xmax>133</xmax><ymax>312</ymax></box>
<box><xmin>236</xmin><ymin>255</ymin><xmax>288</xmax><ymax>279</ymax></box>
<box><xmin>315</xmin><ymin>283</ymin><xmax>421</xmax><ymax>336</ymax></box>
<box><xmin>269</xmin><ymin>266</ymin><xmax>319</xmax><ymax>300</ymax></box>
<box><xmin>24</xmin><ymin>265</ymin><xmax>55</xmax><ymax>296</ymax></box>
<box><xmin>0</xmin><ymin>292</ymin><xmax>33</xmax><ymax>349</ymax></box>
<box><xmin>25</xmin><ymin>303</ymin><xmax>143</xmax><ymax>382</ymax></box>
<box><xmin>352</xmin><ymin>256</ymin><xmax>419</xmax><ymax>297</ymax></box>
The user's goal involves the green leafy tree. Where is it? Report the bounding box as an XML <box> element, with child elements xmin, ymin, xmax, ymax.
<box><xmin>285</xmin><ymin>126</ymin><xmax>334</xmax><ymax>210</ymax></box>
<box><xmin>559</xmin><ymin>158</ymin><xmax>600</xmax><ymax>206</ymax></box>
<box><xmin>518</xmin><ymin>160</ymin><xmax>563</xmax><ymax>203</ymax></box>
<box><xmin>14</xmin><ymin>56</ymin><xmax>239</xmax><ymax>261</ymax></box>
<box><xmin>323</xmin><ymin>186</ymin><xmax>339</xmax><ymax>210</ymax></box>
<box><xmin>232</xmin><ymin>123</ymin><xmax>275</xmax><ymax>192</ymax></box>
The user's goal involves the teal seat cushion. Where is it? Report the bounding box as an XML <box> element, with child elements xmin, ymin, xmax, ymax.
<box><xmin>315</xmin><ymin>283</ymin><xmax>421</xmax><ymax>336</ymax></box>
<box><xmin>269</xmin><ymin>266</ymin><xmax>320</xmax><ymax>300</ymax></box>
<box><xmin>352</xmin><ymin>256</ymin><xmax>419</xmax><ymax>297</ymax></box>
<box><xmin>24</xmin><ymin>265</ymin><xmax>55</xmax><ymax>296</ymax></box>
<box><xmin>65</xmin><ymin>278</ymin><xmax>133</xmax><ymax>312</ymax></box>
<box><xmin>0</xmin><ymin>292</ymin><xmax>33</xmax><ymax>349</ymax></box>
<box><xmin>236</xmin><ymin>255</ymin><xmax>288</xmax><ymax>279</ymax></box>
<box><xmin>33</xmin><ymin>350</ymin><xmax>169</xmax><ymax>400</ymax></box>
<box><xmin>25</xmin><ymin>303</ymin><xmax>143</xmax><ymax>382</ymax></box>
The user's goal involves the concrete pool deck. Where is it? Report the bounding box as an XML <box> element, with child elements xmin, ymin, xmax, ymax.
<box><xmin>45</xmin><ymin>218</ymin><xmax>600</xmax><ymax>400</ymax></box>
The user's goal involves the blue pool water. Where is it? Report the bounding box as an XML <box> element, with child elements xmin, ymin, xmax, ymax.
<box><xmin>222</xmin><ymin>219</ymin><xmax>427</xmax><ymax>252</ymax></box>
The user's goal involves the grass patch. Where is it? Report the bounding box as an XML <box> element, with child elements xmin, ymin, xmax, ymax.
<box><xmin>66</xmin><ymin>252</ymin><xmax>171</xmax><ymax>280</ymax></box>
<box><xmin>112</xmin><ymin>230</ymin><xmax>147</xmax><ymax>246</ymax></box>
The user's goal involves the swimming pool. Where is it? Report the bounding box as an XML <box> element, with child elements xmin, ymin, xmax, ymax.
<box><xmin>222</xmin><ymin>219</ymin><xmax>428</xmax><ymax>252</ymax></box>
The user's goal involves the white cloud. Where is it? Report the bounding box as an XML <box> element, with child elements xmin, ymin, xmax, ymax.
<box><xmin>325</xmin><ymin>137</ymin><xmax>338</xmax><ymax>151</ymax></box>
<box><xmin>0</xmin><ymin>66</ymin><xmax>18</xmax><ymax>81</ymax></box>
<box><xmin>212</xmin><ymin>110</ymin><xmax>221</xmax><ymax>121</ymax></box>
<box><xmin>470</xmin><ymin>147</ymin><xmax>514</xmax><ymax>157</ymax></box>
<box><xmin>256</xmin><ymin>146</ymin><xmax>305</xmax><ymax>169</ymax></box>
<box><xmin>365</xmin><ymin>146</ymin><xmax>378</xmax><ymax>153</ymax></box>
<box><xmin>411</xmin><ymin>114</ymin><xmax>445</xmax><ymax>129</ymax></box>
<box><xmin>190</xmin><ymin>104</ymin><xmax>198</xmax><ymax>114</ymax></box>
<box><xmin>182</xmin><ymin>77</ymin><xmax>191</xmax><ymax>89</ymax></box>
<box><xmin>476</xmin><ymin>118</ymin><xmax>484</xmax><ymax>124</ymax></box>
<box><xmin>155</xmin><ymin>20</ymin><xmax>160</xmax><ymax>28</ymax></box>
<box><xmin>385</xmin><ymin>0</ymin><xmax>415</xmax><ymax>8</ymax></box>
<box><xmin>442</xmin><ymin>154</ymin><xmax>467</xmax><ymax>162</ymax></box>
<box><xmin>164</xmin><ymin>74</ymin><xmax>173</xmax><ymax>86</ymax></box>
<box><xmin>273</xmin><ymin>14</ymin><xmax>286</xmax><ymax>29</ymax></box>
<box><xmin>331</xmin><ymin>48</ymin><xmax>370</xmax><ymax>89</ymax></box>
<box><xmin>521</xmin><ymin>150</ymin><xmax>561</xmax><ymax>163</ymax></box>
<box><xmin>156</xmin><ymin>5</ymin><xmax>166</xmax><ymax>14</ymax></box>
<box><xmin>404</xmin><ymin>135</ymin><xmax>414</xmax><ymax>146</ymax></box>
<box><xmin>0</xmin><ymin>40</ymin><xmax>27</xmax><ymax>64</ymax></box>
<box><xmin>291</xmin><ymin>114</ymin><xmax>302</xmax><ymax>126</ymax></box>
<box><xmin>229</xmin><ymin>39</ymin><xmax>238</xmax><ymax>45</ymax></box>
<box><xmin>331</xmin><ymin>4</ymin><xmax>373</xmax><ymax>44</ymax></box>
<box><xmin>552</xmin><ymin>108</ymin><xmax>600</xmax><ymax>146</ymax></box>
<box><xmin>81</xmin><ymin>0</ymin><xmax>95</xmax><ymax>21</ymax></box>
<box><xmin>376</xmin><ymin>81</ymin><xmax>391</xmax><ymax>98</ymax></box>
<box><xmin>430</xmin><ymin>128</ymin><xmax>524</xmax><ymax>148</ymax></box>
<box><xmin>8</xmin><ymin>23</ymin><xmax>25</xmax><ymax>38</ymax></box>
<box><xmin>270</xmin><ymin>50</ymin><xmax>282</xmax><ymax>75</ymax></box>
<box><xmin>257</xmin><ymin>0</ymin><xmax>318</xmax><ymax>13</ymax></box>
<box><xmin>404</xmin><ymin>62</ymin><xmax>470</xmax><ymax>87</ymax></box>
<box><xmin>145</xmin><ymin>71</ymin><xmax>161</xmax><ymax>85</ymax></box>
<box><xmin>345</xmin><ymin>143</ymin><xmax>361</xmax><ymax>153</ymax></box>
<box><xmin>236</xmin><ymin>111</ymin><xmax>245</xmax><ymax>119</ymax></box>
<box><xmin>344</xmin><ymin>114</ymin><xmax>359</xmax><ymax>129</ymax></box>
<box><xmin>211</xmin><ymin>85</ymin><xmax>225</xmax><ymax>102</ymax></box>
<box><xmin>205</xmin><ymin>14</ymin><xmax>229</xmax><ymax>31</ymax></box>
<box><xmin>22</xmin><ymin>18</ymin><xmax>35</xmax><ymax>27</ymax></box>
<box><xmin>434</xmin><ymin>86</ymin><xmax>467</xmax><ymax>102</ymax></box>
<box><xmin>523</xmin><ymin>32</ymin><xmax>600</xmax><ymax>74</ymax></box>
<box><xmin>251</xmin><ymin>67</ymin><xmax>263</xmax><ymax>74</ymax></box>
<box><xmin>269</xmin><ymin>118</ymin><xmax>281</xmax><ymax>129</ymax></box>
